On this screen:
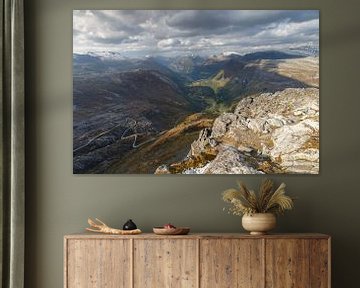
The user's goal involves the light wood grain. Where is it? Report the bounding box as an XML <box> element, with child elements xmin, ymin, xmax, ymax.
<box><xmin>200</xmin><ymin>239</ymin><xmax>264</xmax><ymax>288</ymax></box>
<box><xmin>65</xmin><ymin>233</ymin><xmax>330</xmax><ymax>240</ymax></box>
<box><xmin>265</xmin><ymin>239</ymin><xmax>310</xmax><ymax>288</ymax></box>
<box><xmin>133</xmin><ymin>239</ymin><xmax>197</xmax><ymax>288</ymax></box>
<box><xmin>64</xmin><ymin>233</ymin><xmax>330</xmax><ymax>288</ymax></box>
<box><xmin>66</xmin><ymin>239</ymin><xmax>131</xmax><ymax>288</ymax></box>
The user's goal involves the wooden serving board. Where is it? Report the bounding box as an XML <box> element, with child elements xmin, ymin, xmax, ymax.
<box><xmin>153</xmin><ymin>227</ymin><xmax>190</xmax><ymax>235</ymax></box>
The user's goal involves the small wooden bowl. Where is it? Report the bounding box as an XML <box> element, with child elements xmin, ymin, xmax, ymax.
<box><xmin>153</xmin><ymin>227</ymin><xmax>190</xmax><ymax>235</ymax></box>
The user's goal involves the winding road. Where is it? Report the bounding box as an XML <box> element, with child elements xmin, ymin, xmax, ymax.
<box><xmin>74</xmin><ymin>118</ymin><xmax>166</xmax><ymax>153</ymax></box>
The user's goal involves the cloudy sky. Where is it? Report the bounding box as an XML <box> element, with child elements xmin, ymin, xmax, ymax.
<box><xmin>73</xmin><ymin>10</ymin><xmax>319</xmax><ymax>56</ymax></box>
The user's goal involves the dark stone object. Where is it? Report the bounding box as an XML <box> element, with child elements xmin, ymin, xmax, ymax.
<box><xmin>123</xmin><ymin>219</ymin><xmax>137</xmax><ymax>230</ymax></box>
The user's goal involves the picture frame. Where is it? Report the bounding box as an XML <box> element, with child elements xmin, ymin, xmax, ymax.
<box><xmin>73</xmin><ymin>10</ymin><xmax>319</xmax><ymax>175</ymax></box>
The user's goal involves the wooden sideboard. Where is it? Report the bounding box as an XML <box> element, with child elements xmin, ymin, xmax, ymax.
<box><xmin>64</xmin><ymin>233</ymin><xmax>330</xmax><ymax>288</ymax></box>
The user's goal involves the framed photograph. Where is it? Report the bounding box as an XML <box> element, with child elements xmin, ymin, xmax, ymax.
<box><xmin>73</xmin><ymin>10</ymin><xmax>319</xmax><ymax>174</ymax></box>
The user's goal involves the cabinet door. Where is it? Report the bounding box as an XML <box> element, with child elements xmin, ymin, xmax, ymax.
<box><xmin>66</xmin><ymin>239</ymin><xmax>131</xmax><ymax>288</ymax></box>
<box><xmin>134</xmin><ymin>239</ymin><xmax>198</xmax><ymax>288</ymax></box>
<box><xmin>265</xmin><ymin>239</ymin><xmax>311</xmax><ymax>288</ymax></box>
<box><xmin>309</xmin><ymin>239</ymin><xmax>330</xmax><ymax>288</ymax></box>
<box><xmin>200</xmin><ymin>239</ymin><xmax>264</xmax><ymax>288</ymax></box>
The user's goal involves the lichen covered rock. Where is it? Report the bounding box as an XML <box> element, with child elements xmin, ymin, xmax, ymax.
<box><xmin>171</xmin><ymin>88</ymin><xmax>319</xmax><ymax>174</ymax></box>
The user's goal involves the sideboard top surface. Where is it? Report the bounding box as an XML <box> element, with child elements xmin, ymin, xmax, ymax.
<box><xmin>64</xmin><ymin>232</ymin><xmax>330</xmax><ymax>240</ymax></box>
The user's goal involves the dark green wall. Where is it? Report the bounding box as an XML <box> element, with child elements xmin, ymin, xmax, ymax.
<box><xmin>24</xmin><ymin>0</ymin><xmax>360</xmax><ymax>287</ymax></box>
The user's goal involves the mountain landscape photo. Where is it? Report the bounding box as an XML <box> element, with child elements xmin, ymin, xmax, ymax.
<box><xmin>73</xmin><ymin>10</ymin><xmax>319</xmax><ymax>174</ymax></box>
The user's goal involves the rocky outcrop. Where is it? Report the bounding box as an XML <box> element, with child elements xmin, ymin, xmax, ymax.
<box><xmin>184</xmin><ymin>147</ymin><xmax>264</xmax><ymax>174</ymax></box>
<box><xmin>171</xmin><ymin>88</ymin><xmax>319</xmax><ymax>174</ymax></box>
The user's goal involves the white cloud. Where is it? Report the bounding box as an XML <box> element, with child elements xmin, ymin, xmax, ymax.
<box><xmin>157</xmin><ymin>38</ymin><xmax>181</xmax><ymax>49</ymax></box>
<box><xmin>73</xmin><ymin>10</ymin><xmax>319</xmax><ymax>56</ymax></box>
<box><xmin>265</xmin><ymin>19</ymin><xmax>319</xmax><ymax>37</ymax></box>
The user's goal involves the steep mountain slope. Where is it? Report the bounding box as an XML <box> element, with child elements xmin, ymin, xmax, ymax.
<box><xmin>260</xmin><ymin>57</ymin><xmax>319</xmax><ymax>87</ymax></box>
<box><xmin>187</xmin><ymin>55</ymin><xmax>312</xmax><ymax>112</ymax></box>
<box><xmin>105</xmin><ymin>113</ymin><xmax>214</xmax><ymax>174</ymax></box>
<box><xmin>73</xmin><ymin>51</ymin><xmax>318</xmax><ymax>174</ymax></box>
<box><xmin>73</xmin><ymin>69</ymin><xmax>193</xmax><ymax>173</ymax></box>
<box><xmin>241</xmin><ymin>50</ymin><xmax>304</xmax><ymax>61</ymax></box>
<box><xmin>156</xmin><ymin>88</ymin><xmax>319</xmax><ymax>174</ymax></box>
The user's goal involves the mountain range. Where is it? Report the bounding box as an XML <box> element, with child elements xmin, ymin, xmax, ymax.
<box><xmin>73</xmin><ymin>50</ymin><xmax>319</xmax><ymax>174</ymax></box>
